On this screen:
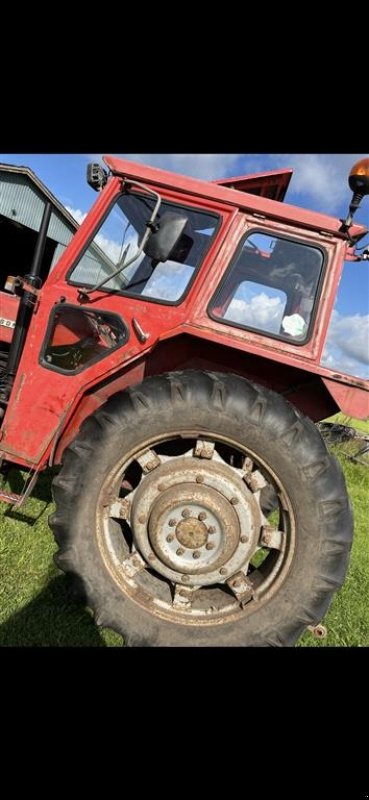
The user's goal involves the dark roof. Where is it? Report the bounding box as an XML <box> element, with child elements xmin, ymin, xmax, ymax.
<box><xmin>0</xmin><ymin>162</ymin><xmax>79</xmax><ymax>231</ymax></box>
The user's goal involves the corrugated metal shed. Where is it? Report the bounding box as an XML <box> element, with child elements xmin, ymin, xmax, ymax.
<box><xmin>0</xmin><ymin>162</ymin><xmax>118</xmax><ymax>285</ymax></box>
<box><xmin>0</xmin><ymin>162</ymin><xmax>79</xmax><ymax>271</ymax></box>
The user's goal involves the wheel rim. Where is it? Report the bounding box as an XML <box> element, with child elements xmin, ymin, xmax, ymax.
<box><xmin>97</xmin><ymin>433</ymin><xmax>296</xmax><ymax>626</ymax></box>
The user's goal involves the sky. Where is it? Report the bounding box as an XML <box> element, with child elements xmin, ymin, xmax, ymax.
<box><xmin>0</xmin><ymin>152</ymin><xmax>368</xmax><ymax>379</ymax></box>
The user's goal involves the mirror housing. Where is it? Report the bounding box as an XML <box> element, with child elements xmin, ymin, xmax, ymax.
<box><xmin>87</xmin><ymin>163</ymin><xmax>108</xmax><ymax>192</ymax></box>
<box><xmin>143</xmin><ymin>211</ymin><xmax>189</xmax><ymax>262</ymax></box>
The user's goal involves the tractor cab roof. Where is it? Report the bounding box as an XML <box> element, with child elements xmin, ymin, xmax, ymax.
<box><xmin>103</xmin><ymin>156</ymin><xmax>368</xmax><ymax>243</ymax></box>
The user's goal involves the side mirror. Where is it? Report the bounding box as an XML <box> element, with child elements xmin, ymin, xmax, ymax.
<box><xmin>143</xmin><ymin>211</ymin><xmax>189</xmax><ymax>262</ymax></box>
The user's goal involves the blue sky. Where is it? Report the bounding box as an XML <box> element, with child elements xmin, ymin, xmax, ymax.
<box><xmin>1</xmin><ymin>152</ymin><xmax>368</xmax><ymax>378</ymax></box>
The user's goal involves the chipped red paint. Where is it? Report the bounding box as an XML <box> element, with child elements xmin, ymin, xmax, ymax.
<box><xmin>0</xmin><ymin>157</ymin><xmax>368</xmax><ymax>471</ymax></box>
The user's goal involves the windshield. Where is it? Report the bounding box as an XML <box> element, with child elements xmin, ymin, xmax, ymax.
<box><xmin>68</xmin><ymin>192</ymin><xmax>219</xmax><ymax>303</ymax></box>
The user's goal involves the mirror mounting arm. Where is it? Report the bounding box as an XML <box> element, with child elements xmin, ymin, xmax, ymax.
<box><xmin>78</xmin><ymin>180</ymin><xmax>162</xmax><ymax>301</ymax></box>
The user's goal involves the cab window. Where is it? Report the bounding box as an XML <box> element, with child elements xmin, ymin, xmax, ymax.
<box><xmin>68</xmin><ymin>193</ymin><xmax>219</xmax><ymax>304</ymax></box>
<box><xmin>210</xmin><ymin>232</ymin><xmax>324</xmax><ymax>343</ymax></box>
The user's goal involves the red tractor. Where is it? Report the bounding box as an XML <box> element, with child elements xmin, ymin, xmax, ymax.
<box><xmin>0</xmin><ymin>156</ymin><xmax>368</xmax><ymax>646</ymax></box>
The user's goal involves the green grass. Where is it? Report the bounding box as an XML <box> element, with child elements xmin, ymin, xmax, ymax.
<box><xmin>0</xmin><ymin>470</ymin><xmax>122</xmax><ymax>647</ymax></box>
<box><xmin>0</xmin><ymin>421</ymin><xmax>368</xmax><ymax>646</ymax></box>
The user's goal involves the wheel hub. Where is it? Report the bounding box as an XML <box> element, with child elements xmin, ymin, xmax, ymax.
<box><xmin>131</xmin><ymin>456</ymin><xmax>262</xmax><ymax>586</ymax></box>
<box><xmin>175</xmin><ymin>518</ymin><xmax>208</xmax><ymax>549</ymax></box>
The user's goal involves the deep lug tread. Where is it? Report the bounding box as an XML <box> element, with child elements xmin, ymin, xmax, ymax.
<box><xmin>50</xmin><ymin>370</ymin><xmax>353</xmax><ymax>647</ymax></box>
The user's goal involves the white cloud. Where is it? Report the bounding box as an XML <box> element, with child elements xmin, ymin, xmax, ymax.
<box><xmin>225</xmin><ymin>293</ymin><xmax>285</xmax><ymax>333</ymax></box>
<box><xmin>264</xmin><ymin>154</ymin><xmax>369</xmax><ymax>213</ymax></box>
<box><xmin>321</xmin><ymin>310</ymin><xmax>369</xmax><ymax>378</ymax></box>
<box><xmin>66</xmin><ymin>204</ymin><xmax>137</xmax><ymax>266</ymax></box>
<box><xmin>65</xmin><ymin>205</ymin><xmax>87</xmax><ymax>225</ymax></box>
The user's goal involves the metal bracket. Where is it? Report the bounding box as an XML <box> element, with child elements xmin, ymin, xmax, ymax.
<box><xmin>0</xmin><ymin>468</ymin><xmax>40</xmax><ymax>507</ymax></box>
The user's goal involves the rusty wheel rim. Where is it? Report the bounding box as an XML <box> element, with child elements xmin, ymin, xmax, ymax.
<box><xmin>97</xmin><ymin>433</ymin><xmax>296</xmax><ymax>626</ymax></box>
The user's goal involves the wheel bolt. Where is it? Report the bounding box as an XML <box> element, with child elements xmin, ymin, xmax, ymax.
<box><xmin>206</xmin><ymin>542</ymin><xmax>215</xmax><ymax>551</ymax></box>
<box><xmin>208</xmin><ymin>526</ymin><xmax>216</xmax><ymax>534</ymax></box>
<box><xmin>181</xmin><ymin>575</ymin><xmax>190</xmax><ymax>583</ymax></box>
<box><xmin>138</xmin><ymin>514</ymin><xmax>146</xmax><ymax>524</ymax></box>
<box><xmin>168</xmin><ymin>518</ymin><xmax>177</xmax><ymax>527</ymax></box>
<box><xmin>182</xmin><ymin>508</ymin><xmax>191</xmax><ymax>518</ymax></box>
<box><xmin>192</xmin><ymin>550</ymin><xmax>201</xmax><ymax>559</ymax></box>
<box><xmin>230</xmin><ymin>497</ymin><xmax>239</xmax><ymax>505</ymax></box>
<box><xmin>196</xmin><ymin>475</ymin><xmax>204</xmax><ymax>483</ymax></box>
<box><xmin>166</xmin><ymin>534</ymin><xmax>174</xmax><ymax>543</ymax></box>
<box><xmin>198</xmin><ymin>511</ymin><xmax>207</xmax><ymax>521</ymax></box>
<box><xmin>240</xmin><ymin>535</ymin><xmax>249</xmax><ymax>544</ymax></box>
<box><xmin>232</xmin><ymin>578</ymin><xmax>242</xmax><ymax>588</ymax></box>
<box><xmin>219</xmin><ymin>567</ymin><xmax>227</xmax><ymax>575</ymax></box>
<box><xmin>176</xmin><ymin>547</ymin><xmax>185</xmax><ymax>556</ymax></box>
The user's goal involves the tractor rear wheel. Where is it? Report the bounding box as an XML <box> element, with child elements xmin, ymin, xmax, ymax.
<box><xmin>50</xmin><ymin>371</ymin><xmax>353</xmax><ymax>646</ymax></box>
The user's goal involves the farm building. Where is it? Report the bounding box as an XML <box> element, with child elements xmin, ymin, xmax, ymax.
<box><xmin>0</xmin><ymin>163</ymin><xmax>79</xmax><ymax>292</ymax></box>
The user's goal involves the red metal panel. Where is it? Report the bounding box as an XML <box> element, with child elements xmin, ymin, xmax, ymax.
<box><xmin>213</xmin><ymin>169</ymin><xmax>293</xmax><ymax>202</ymax></box>
<box><xmin>322</xmin><ymin>378</ymin><xmax>369</xmax><ymax>419</ymax></box>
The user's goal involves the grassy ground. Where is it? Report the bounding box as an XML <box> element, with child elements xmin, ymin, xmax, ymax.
<box><xmin>0</xmin><ymin>469</ymin><xmax>122</xmax><ymax>647</ymax></box>
<box><xmin>0</xmin><ymin>418</ymin><xmax>368</xmax><ymax>647</ymax></box>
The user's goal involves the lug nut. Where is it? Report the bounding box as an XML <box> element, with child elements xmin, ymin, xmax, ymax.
<box><xmin>181</xmin><ymin>575</ymin><xmax>190</xmax><ymax>583</ymax></box>
<box><xmin>232</xmin><ymin>578</ymin><xmax>242</xmax><ymax>588</ymax></box>
<box><xmin>230</xmin><ymin>497</ymin><xmax>239</xmax><ymax>505</ymax></box>
<box><xmin>166</xmin><ymin>534</ymin><xmax>174</xmax><ymax>543</ymax></box>
<box><xmin>192</xmin><ymin>550</ymin><xmax>201</xmax><ymax>559</ymax></box>
<box><xmin>168</xmin><ymin>518</ymin><xmax>177</xmax><ymax>527</ymax></box>
<box><xmin>240</xmin><ymin>535</ymin><xmax>249</xmax><ymax>544</ymax></box>
<box><xmin>138</xmin><ymin>514</ymin><xmax>146</xmax><ymax>524</ymax></box>
<box><xmin>157</xmin><ymin>483</ymin><xmax>167</xmax><ymax>492</ymax></box>
<box><xmin>196</xmin><ymin>475</ymin><xmax>204</xmax><ymax>483</ymax></box>
<box><xmin>206</xmin><ymin>542</ymin><xmax>215</xmax><ymax>551</ymax></box>
<box><xmin>198</xmin><ymin>512</ymin><xmax>207</xmax><ymax>521</ymax></box>
<box><xmin>208</xmin><ymin>526</ymin><xmax>216</xmax><ymax>534</ymax></box>
<box><xmin>219</xmin><ymin>567</ymin><xmax>227</xmax><ymax>575</ymax></box>
<box><xmin>176</xmin><ymin>547</ymin><xmax>185</xmax><ymax>556</ymax></box>
<box><xmin>182</xmin><ymin>508</ymin><xmax>191</xmax><ymax>518</ymax></box>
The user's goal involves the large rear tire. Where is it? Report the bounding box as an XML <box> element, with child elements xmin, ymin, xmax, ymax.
<box><xmin>50</xmin><ymin>371</ymin><xmax>353</xmax><ymax>646</ymax></box>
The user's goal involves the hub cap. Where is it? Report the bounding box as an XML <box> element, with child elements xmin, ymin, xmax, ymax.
<box><xmin>131</xmin><ymin>458</ymin><xmax>261</xmax><ymax>585</ymax></box>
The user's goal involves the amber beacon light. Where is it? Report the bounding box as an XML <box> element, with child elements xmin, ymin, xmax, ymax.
<box><xmin>343</xmin><ymin>157</ymin><xmax>369</xmax><ymax>228</ymax></box>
